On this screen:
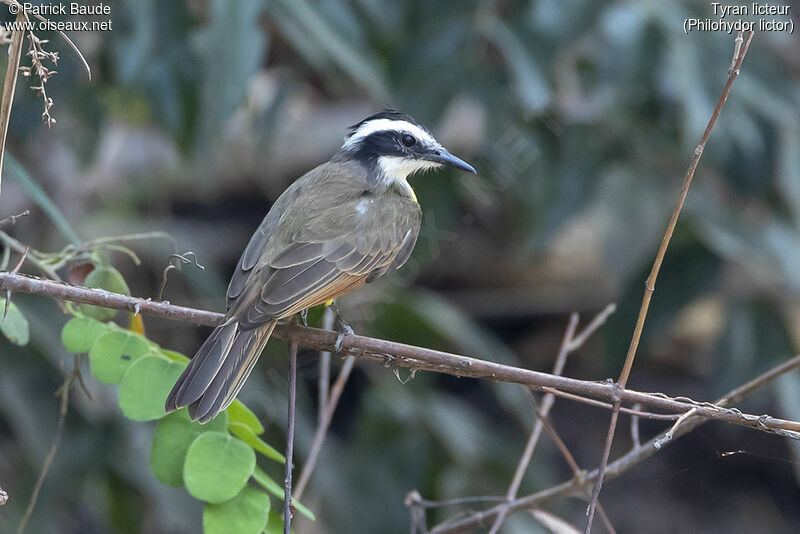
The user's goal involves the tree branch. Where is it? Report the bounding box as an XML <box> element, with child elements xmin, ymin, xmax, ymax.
<box><xmin>1</xmin><ymin>270</ymin><xmax>799</xmax><ymax>438</ymax></box>
<box><xmin>429</xmin><ymin>351</ymin><xmax>800</xmax><ymax>534</ymax></box>
<box><xmin>584</xmin><ymin>30</ymin><xmax>755</xmax><ymax>532</ymax></box>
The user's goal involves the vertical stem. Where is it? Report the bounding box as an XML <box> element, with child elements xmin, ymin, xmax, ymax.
<box><xmin>0</xmin><ymin>11</ymin><xmax>25</xmax><ymax>199</ymax></box>
<box><xmin>583</xmin><ymin>31</ymin><xmax>754</xmax><ymax>533</ymax></box>
<box><xmin>319</xmin><ymin>308</ymin><xmax>333</xmax><ymax>422</ymax></box>
<box><xmin>284</xmin><ymin>339</ymin><xmax>298</xmax><ymax>534</ymax></box>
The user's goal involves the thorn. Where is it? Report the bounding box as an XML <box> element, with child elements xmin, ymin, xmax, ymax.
<box><xmin>11</xmin><ymin>247</ymin><xmax>28</xmax><ymax>273</ymax></box>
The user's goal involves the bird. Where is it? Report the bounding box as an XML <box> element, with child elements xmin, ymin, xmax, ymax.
<box><xmin>165</xmin><ymin>109</ymin><xmax>476</xmax><ymax>423</ymax></box>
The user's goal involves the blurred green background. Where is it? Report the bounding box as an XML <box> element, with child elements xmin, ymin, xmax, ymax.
<box><xmin>1</xmin><ymin>0</ymin><xmax>800</xmax><ymax>532</ymax></box>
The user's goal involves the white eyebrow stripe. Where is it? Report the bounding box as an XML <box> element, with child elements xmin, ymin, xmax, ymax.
<box><xmin>343</xmin><ymin>118</ymin><xmax>436</xmax><ymax>148</ymax></box>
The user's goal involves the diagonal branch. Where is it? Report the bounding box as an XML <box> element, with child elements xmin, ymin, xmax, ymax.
<box><xmin>584</xmin><ymin>30</ymin><xmax>755</xmax><ymax>533</ymax></box>
<box><xmin>429</xmin><ymin>352</ymin><xmax>800</xmax><ymax>534</ymax></box>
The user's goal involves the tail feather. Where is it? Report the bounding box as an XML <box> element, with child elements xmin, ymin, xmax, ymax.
<box><xmin>165</xmin><ymin>319</ymin><xmax>238</xmax><ymax>410</ymax></box>
<box><xmin>165</xmin><ymin>319</ymin><xmax>276</xmax><ymax>423</ymax></box>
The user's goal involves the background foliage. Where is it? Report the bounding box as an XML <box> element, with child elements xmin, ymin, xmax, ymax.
<box><xmin>1</xmin><ymin>1</ymin><xmax>799</xmax><ymax>533</ymax></box>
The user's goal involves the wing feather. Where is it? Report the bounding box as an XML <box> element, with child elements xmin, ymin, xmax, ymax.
<box><xmin>225</xmin><ymin>161</ymin><xmax>422</xmax><ymax>326</ymax></box>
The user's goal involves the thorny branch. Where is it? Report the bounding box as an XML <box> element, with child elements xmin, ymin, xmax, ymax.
<box><xmin>1</xmin><ymin>270</ymin><xmax>799</xmax><ymax>438</ymax></box>
<box><xmin>584</xmin><ymin>30</ymin><xmax>755</xmax><ymax>533</ymax></box>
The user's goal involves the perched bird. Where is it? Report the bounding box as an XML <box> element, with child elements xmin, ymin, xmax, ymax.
<box><xmin>165</xmin><ymin>109</ymin><xmax>476</xmax><ymax>423</ymax></box>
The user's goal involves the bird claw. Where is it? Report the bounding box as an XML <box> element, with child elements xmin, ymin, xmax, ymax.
<box><xmin>300</xmin><ymin>309</ymin><xmax>308</xmax><ymax>326</ymax></box>
<box><xmin>333</xmin><ymin>324</ymin><xmax>354</xmax><ymax>353</ymax></box>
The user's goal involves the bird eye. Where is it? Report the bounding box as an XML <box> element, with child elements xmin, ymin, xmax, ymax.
<box><xmin>401</xmin><ymin>134</ymin><xmax>416</xmax><ymax>147</ymax></box>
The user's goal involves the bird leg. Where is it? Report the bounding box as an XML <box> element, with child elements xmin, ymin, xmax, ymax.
<box><xmin>329</xmin><ymin>301</ymin><xmax>355</xmax><ymax>353</ymax></box>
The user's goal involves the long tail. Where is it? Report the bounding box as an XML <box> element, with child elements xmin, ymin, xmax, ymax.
<box><xmin>165</xmin><ymin>319</ymin><xmax>277</xmax><ymax>423</ymax></box>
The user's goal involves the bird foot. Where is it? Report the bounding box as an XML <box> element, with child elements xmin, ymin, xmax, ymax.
<box><xmin>333</xmin><ymin>324</ymin><xmax>354</xmax><ymax>353</ymax></box>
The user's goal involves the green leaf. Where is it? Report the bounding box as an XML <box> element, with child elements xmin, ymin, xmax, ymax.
<box><xmin>118</xmin><ymin>356</ymin><xmax>186</xmax><ymax>421</ymax></box>
<box><xmin>150</xmin><ymin>409</ymin><xmax>228</xmax><ymax>487</ymax></box>
<box><xmin>227</xmin><ymin>400</ymin><xmax>264</xmax><ymax>435</ymax></box>
<box><xmin>61</xmin><ymin>316</ymin><xmax>111</xmax><ymax>353</ymax></box>
<box><xmin>264</xmin><ymin>511</ymin><xmax>292</xmax><ymax>534</ymax></box>
<box><xmin>79</xmin><ymin>265</ymin><xmax>131</xmax><ymax>321</ymax></box>
<box><xmin>203</xmin><ymin>486</ymin><xmax>270</xmax><ymax>534</ymax></box>
<box><xmin>229</xmin><ymin>422</ymin><xmax>284</xmax><ymax>463</ymax></box>
<box><xmin>0</xmin><ymin>299</ymin><xmax>29</xmax><ymax>346</ymax></box>
<box><xmin>161</xmin><ymin>349</ymin><xmax>190</xmax><ymax>364</ymax></box>
<box><xmin>253</xmin><ymin>466</ymin><xmax>315</xmax><ymax>521</ymax></box>
<box><xmin>6</xmin><ymin>154</ymin><xmax>83</xmax><ymax>246</ymax></box>
<box><xmin>88</xmin><ymin>331</ymin><xmax>152</xmax><ymax>384</ymax></box>
<box><xmin>184</xmin><ymin>431</ymin><xmax>255</xmax><ymax>504</ymax></box>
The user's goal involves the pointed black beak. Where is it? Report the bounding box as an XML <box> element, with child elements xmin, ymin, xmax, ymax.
<box><xmin>429</xmin><ymin>148</ymin><xmax>476</xmax><ymax>174</ymax></box>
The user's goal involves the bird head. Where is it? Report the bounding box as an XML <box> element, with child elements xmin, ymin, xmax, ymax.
<box><xmin>339</xmin><ymin>109</ymin><xmax>476</xmax><ymax>187</ymax></box>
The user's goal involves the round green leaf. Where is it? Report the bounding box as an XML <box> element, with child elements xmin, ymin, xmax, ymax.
<box><xmin>79</xmin><ymin>265</ymin><xmax>130</xmax><ymax>321</ymax></box>
<box><xmin>226</xmin><ymin>400</ymin><xmax>264</xmax><ymax>435</ymax></box>
<box><xmin>203</xmin><ymin>486</ymin><xmax>270</xmax><ymax>534</ymax></box>
<box><xmin>229</xmin><ymin>422</ymin><xmax>284</xmax><ymax>463</ymax></box>
<box><xmin>61</xmin><ymin>316</ymin><xmax>110</xmax><ymax>353</ymax></box>
<box><xmin>118</xmin><ymin>357</ymin><xmax>186</xmax><ymax>421</ymax></box>
<box><xmin>150</xmin><ymin>409</ymin><xmax>228</xmax><ymax>487</ymax></box>
<box><xmin>89</xmin><ymin>331</ymin><xmax>151</xmax><ymax>384</ymax></box>
<box><xmin>0</xmin><ymin>299</ymin><xmax>29</xmax><ymax>346</ymax></box>
<box><xmin>184</xmin><ymin>432</ymin><xmax>256</xmax><ymax>504</ymax></box>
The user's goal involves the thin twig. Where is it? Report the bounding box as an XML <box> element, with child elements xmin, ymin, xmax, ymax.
<box><xmin>584</xmin><ymin>30</ymin><xmax>755</xmax><ymax>533</ymax></box>
<box><xmin>17</xmin><ymin>369</ymin><xmax>76</xmax><ymax>534</ymax></box>
<box><xmin>0</xmin><ymin>9</ymin><xmax>25</xmax><ymax>198</ymax></box>
<box><xmin>567</xmin><ymin>304</ymin><xmax>617</xmax><ymax>351</ymax></box>
<box><xmin>630</xmin><ymin>403</ymin><xmax>642</xmax><ymax>449</ymax></box>
<box><xmin>0</xmin><ymin>0</ymin><xmax>92</xmax><ymax>81</ymax></box>
<box><xmin>488</xmin><ymin>313</ymin><xmax>579</xmax><ymax>534</ymax></box>
<box><xmin>529</xmin><ymin>394</ymin><xmax>617</xmax><ymax>534</ymax></box>
<box><xmin>429</xmin><ymin>351</ymin><xmax>800</xmax><ymax>534</ymax></box>
<box><xmin>489</xmin><ymin>305</ymin><xmax>614</xmax><ymax>534</ymax></box>
<box><xmin>284</xmin><ymin>339</ymin><xmax>298</xmax><ymax>534</ymax></box>
<box><xmin>295</xmin><ymin>354</ymin><xmax>355</xmax><ymax>499</ymax></box>
<box><xmin>0</xmin><ymin>232</ymin><xmax>62</xmax><ymax>281</ymax></box>
<box><xmin>318</xmin><ymin>308</ymin><xmax>334</xmax><ymax>423</ymax></box>
<box><xmin>0</xmin><ymin>209</ymin><xmax>30</xmax><ymax>228</ymax></box>
<box><xmin>0</xmin><ymin>271</ymin><xmax>799</xmax><ymax>437</ymax></box>
<box><xmin>540</xmin><ymin>388</ymin><xmax>679</xmax><ymax>420</ymax></box>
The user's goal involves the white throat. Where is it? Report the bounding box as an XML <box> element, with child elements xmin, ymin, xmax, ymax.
<box><xmin>377</xmin><ymin>156</ymin><xmax>439</xmax><ymax>198</ymax></box>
